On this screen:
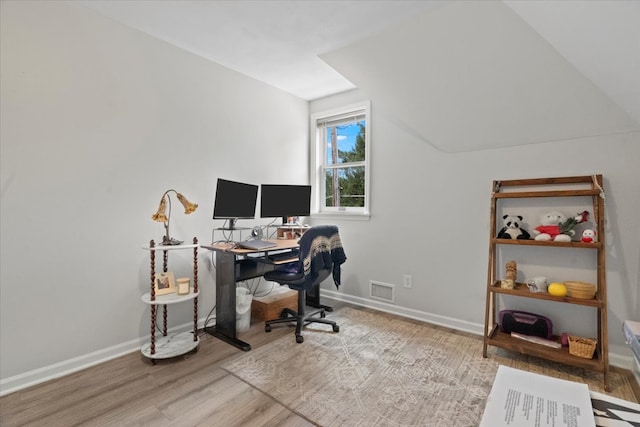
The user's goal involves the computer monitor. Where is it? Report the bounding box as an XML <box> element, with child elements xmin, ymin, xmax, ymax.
<box><xmin>260</xmin><ymin>184</ymin><xmax>311</xmax><ymax>224</ymax></box>
<box><xmin>212</xmin><ymin>178</ymin><xmax>258</xmax><ymax>229</ymax></box>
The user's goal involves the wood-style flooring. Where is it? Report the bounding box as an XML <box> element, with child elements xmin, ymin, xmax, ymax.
<box><xmin>1</xmin><ymin>303</ymin><xmax>637</xmax><ymax>426</ymax></box>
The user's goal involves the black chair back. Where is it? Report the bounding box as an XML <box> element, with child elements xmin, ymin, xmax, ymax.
<box><xmin>265</xmin><ymin>225</ymin><xmax>345</xmax><ymax>291</ymax></box>
<box><xmin>262</xmin><ymin>224</ymin><xmax>345</xmax><ymax>343</ymax></box>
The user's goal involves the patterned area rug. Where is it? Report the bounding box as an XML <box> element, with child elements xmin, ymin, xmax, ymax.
<box><xmin>222</xmin><ymin>307</ymin><xmax>636</xmax><ymax>426</ymax></box>
<box><xmin>223</xmin><ymin>307</ymin><xmax>497</xmax><ymax>427</ymax></box>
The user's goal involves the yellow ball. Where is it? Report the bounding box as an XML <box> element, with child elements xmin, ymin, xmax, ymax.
<box><xmin>548</xmin><ymin>282</ymin><xmax>567</xmax><ymax>297</ymax></box>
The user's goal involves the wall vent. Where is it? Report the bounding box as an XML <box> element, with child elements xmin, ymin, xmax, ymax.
<box><xmin>370</xmin><ymin>281</ymin><xmax>395</xmax><ymax>303</ymax></box>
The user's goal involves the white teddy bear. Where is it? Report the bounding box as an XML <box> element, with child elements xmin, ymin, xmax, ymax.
<box><xmin>531</xmin><ymin>211</ymin><xmax>573</xmax><ymax>242</ymax></box>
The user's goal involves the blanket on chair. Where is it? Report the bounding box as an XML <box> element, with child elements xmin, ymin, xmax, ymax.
<box><xmin>301</xmin><ymin>225</ymin><xmax>346</xmax><ymax>289</ymax></box>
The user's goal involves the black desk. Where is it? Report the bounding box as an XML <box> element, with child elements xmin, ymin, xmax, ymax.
<box><xmin>201</xmin><ymin>239</ymin><xmax>330</xmax><ymax>351</ymax></box>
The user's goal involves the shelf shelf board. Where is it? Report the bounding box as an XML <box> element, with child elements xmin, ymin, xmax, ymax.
<box><xmin>141</xmin><ymin>289</ymin><xmax>199</xmax><ymax>305</ymax></box>
<box><xmin>486</xmin><ymin>327</ymin><xmax>603</xmax><ymax>371</ymax></box>
<box><xmin>489</xmin><ymin>282</ymin><xmax>603</xmax><ymax>307</ymax></box>
<box><xmin>495</xmin><ymin>176</ymin><xmax>600</xmax><ymax>187</ymax></box>
<box><xmin>492</xmin><ymin>238</ymin><xmax>602</xmax><ymax>249</ymax></box>
<box><xmin>493</xmin><ymin>189</ymin><xmax>601</xmax><ymax>199</ymax></box>
<box><xmin>141</xmin><ymin>331</ymin><xmax>199</xmax><ymax>359</ymax></box>
<box><xmin>142</xmin><ymin>243</ymin><xmax>199</xmax><ymax>251</ymax></box>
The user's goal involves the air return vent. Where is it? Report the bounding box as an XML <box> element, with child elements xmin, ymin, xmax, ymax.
<box><xmin>370</xmin><ymin>281</ymin><xmax>394</xmax><ymax>303</ymax></box>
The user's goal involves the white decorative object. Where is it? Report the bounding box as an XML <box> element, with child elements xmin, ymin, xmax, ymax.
<box><xmin>177</xmin><ymin>277</ymin><xmax>190</xmax><ymax>295</ymax></box>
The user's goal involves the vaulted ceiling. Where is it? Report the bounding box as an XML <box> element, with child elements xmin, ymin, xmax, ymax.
<box><xmin>79</xmin><ymin>0</ymin><xmax>639</xmax><ymax>152</ymax></box>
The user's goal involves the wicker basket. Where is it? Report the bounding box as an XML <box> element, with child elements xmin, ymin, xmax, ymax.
<box><xmin>568</xmin><ymin>336</ymin><xmax>597</xmax><ymax>359</ymax></box>
<box><xmin>563</xmin><ymin>281</ymin><xmax>596</xmax><ymax>299</ymax></box>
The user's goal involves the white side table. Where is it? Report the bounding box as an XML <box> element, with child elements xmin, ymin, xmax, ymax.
<box><xmin>141</xmin><ymin>238</ymin><xmax>199</xmax><ymax>361</ymax></box>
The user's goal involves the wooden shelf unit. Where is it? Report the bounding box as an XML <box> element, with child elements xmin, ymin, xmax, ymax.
<box><xmin>482</xmin><ymin>175</ymin><xmax>609</xmax><ymax>390</ymax></box>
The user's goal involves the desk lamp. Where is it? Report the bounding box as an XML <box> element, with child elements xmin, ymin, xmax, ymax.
<box><xmin>151</xmin><ymin>189</ymin><xmax>198</xmax><ymax>245</ymax></box>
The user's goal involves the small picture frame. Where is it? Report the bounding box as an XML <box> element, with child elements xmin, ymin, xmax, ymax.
<box><xmin>154</xmin><ymin>272</ymin><xmax>176</xmax><ymax>295</ymax></box>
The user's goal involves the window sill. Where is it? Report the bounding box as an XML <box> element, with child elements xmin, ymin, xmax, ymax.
<box><xmin>311</xmin><ymin>212</ymin><xmax>370</xmax><ymax>221</ymax></box>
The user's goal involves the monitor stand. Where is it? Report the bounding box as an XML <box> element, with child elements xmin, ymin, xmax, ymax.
<box><xmin>215</xmin><ymin>219</ymin><xmax>250</xmax><ymax>231</ymax></box>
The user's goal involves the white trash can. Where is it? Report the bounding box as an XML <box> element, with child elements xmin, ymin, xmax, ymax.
<box><xmin>236</xmin><ymin>287</ymin><xmax>252</xmax><ymax>331</ymax></box>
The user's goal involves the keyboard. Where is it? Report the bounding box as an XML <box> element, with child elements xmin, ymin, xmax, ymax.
<box><xmin>269</xmin><ymin>249</ymin><xmax>299</xmax><ymax>262</ymax></box>
<box><xmin>237</xmin><ymin>239</ymin><xmax>277</xmax><ymax>250</ymax></box>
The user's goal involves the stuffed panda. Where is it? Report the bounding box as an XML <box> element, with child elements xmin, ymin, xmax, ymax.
<box><xmin>497</xmin><ymin>215</ymin><xmax>531</xmax><ymax>240</ymax></box>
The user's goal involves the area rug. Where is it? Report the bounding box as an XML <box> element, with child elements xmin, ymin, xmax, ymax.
<box><xmin>222</xmin><ymin>307</ymin><xmax>498</xmax><ymax>427</ymax></box>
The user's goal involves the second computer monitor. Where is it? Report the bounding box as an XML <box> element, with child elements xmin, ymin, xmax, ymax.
<box><xmin>260</xmin><ymin>184</ymin><xmax>311</xmax><ymax>224</ymax></box>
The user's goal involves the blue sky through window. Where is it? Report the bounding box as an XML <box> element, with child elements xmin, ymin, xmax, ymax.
<box><xmin>325</xmin><ymin>121</ymin><xmax>364</xmax><ymax>163</ymax></box>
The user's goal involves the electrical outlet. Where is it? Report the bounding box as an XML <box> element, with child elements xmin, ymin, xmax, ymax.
<box><xmin>403</xmin><ymin>274</ymin><xmax>412</xmax><ymax>289</ymax></box>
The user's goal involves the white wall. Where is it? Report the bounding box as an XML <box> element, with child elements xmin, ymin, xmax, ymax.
<box><xmin>0</xmin><ymin>1</ymin><xmax>308</xmax><ymax>394</ymax></box>
<box><xmin>311</xmin><ymin>89</ymin><xmax>640</xmax><ymax>367</ymax></box>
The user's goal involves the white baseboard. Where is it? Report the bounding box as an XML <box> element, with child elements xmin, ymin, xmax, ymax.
<box><xmin>2</xmin><ymin>297</ymin><xmax>636</xmax><ymax>396</ymax></box>
<box><xmin>322</xmin><ymin>290</ymin><xmax>638</xmax><ymax>374</ymax></box>
<box><xmin>0</xmin><ymin>320</ymin><xmax>207</xmax><ymax>397</ymax></box>
<box><xmin>0</xmin><ymin>339</ymin><xmax>142</xmax><ymax>397</ymax></box>
<box><xmin>323</xmin><ymin>289</ymin><xmax>485</xmax><ymax>336</ymax></box>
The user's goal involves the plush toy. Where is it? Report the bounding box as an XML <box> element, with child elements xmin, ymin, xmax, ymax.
<box><xmin>532</xmin><ymin>210</ymin><xmax>589</xmax><ymax>242</ymax></box>
<box><xmin>532</xmin><ymin>211</ymin><xmax>572</xmax><ymax>242</ymax></box>
<box><xmin>497</xmin><ymin>215</ymin><xmax>531</xmax><ymax>240</ymax></box>
<box><xmin>581</xmin><ymin>229</ymin><xmax>597</xmax><ymax>243</ymax></box>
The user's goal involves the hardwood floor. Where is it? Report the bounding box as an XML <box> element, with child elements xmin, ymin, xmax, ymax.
<box><xmin>0</xmin><ymin>313</ymin><xmax>314</xmax><ymax>427</ymax></box>
<box><xmin>1</xmin><ymin>303</ymin><xmax>637</xmax><ymax>426</ymax></box>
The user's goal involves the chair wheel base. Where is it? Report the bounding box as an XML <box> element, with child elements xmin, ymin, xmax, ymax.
<box><xmin>265</xmin><ymin>325</ymin><xmax>272</xmax><ymax>333</ymax></box>
<box><xmin>296</xmin><ymin>335</ymin><xmax>304</xmax><ymax>343</ymax></box>
<box><xmin>333</xmin><ymin>325</ymin><xmax>340</xmax><ymax>333</ymax></box>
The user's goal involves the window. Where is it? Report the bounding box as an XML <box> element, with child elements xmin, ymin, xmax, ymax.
<box><xmin>311</xmin><ymin>101</ymin><xmax>370</xmax><ymax>217</ymax></box>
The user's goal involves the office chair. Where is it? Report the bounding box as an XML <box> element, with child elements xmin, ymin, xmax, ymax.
<box><xmin>263</xmin><ymin>225</ymin><xmax>346</xmax><ymax>343</ymax></box>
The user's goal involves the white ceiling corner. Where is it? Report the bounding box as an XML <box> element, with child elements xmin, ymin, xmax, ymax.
<box><xmin>77</xmin><ymin>0</ymin><xmax>639</xmax><ymax>152</ymax></box>
<box><xmin>504</xmin><ymin>0</ymin><xmax>640</xmax><ymax>131</ymax></box>
<box><xmin>78</xmin><ymin>0</ymin><xmax>444</xmax><ymax>101</ymax></box>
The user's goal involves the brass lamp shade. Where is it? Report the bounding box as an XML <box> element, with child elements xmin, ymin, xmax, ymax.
<box><xmin>151</xmin><ymin>196</ymin><xmax>168</xmax><ymax>223</ymax></box>
<box><xmin>176</xmin><ymin>193</ymin><xmax>198</xmax><ymax>214</ymax></box>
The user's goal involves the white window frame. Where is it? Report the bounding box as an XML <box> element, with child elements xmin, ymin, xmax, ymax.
<box><xmin>310</xmin><ymin>101</ymin><xmax>370</xmax><ymax>219</ymax></box>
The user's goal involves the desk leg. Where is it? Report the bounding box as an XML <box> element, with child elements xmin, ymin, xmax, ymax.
<box><xmin>306</xmin><ymin>282</ymin><xmax>333</xmax><ymax>312</ymax></box>
<box><xmin>204</xmin><ymin>251</ymin><xmax>251</xmax><ymax>351</ymax></box>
